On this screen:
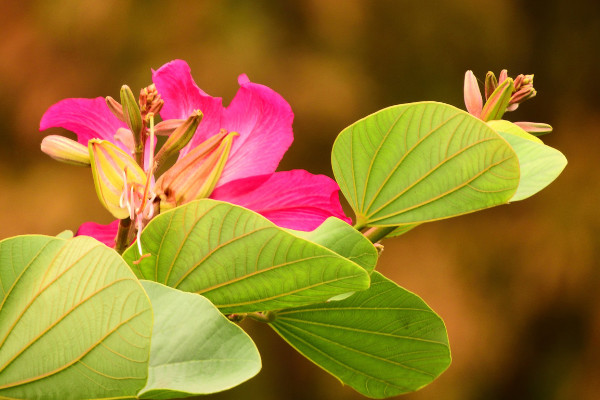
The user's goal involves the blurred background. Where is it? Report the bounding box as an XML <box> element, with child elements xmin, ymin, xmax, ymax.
<box><xmin>1</xmin><ymin>0</ymin><xmax>599</xmax><ymax>399</ymax></box>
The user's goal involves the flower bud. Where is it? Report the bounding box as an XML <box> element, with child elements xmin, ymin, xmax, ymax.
<box><xmin>154</xmin><ymin>119</ymin><xmax>186</xmax><ymax>136</ymax></box>
<box><xmin>41</xmin><ymin>135</ymin><xmax>90</xmax><ymax>166</ymax></box>
<box><xmin>463</xmin><ymin>70</ymin><xmax>483</xmax><ymax>118</ymax></box>
<box><xmin>106</xmin><ymin>96</ymin><xmax>125</xmax><ymax>122</ymax></box>
<box><xmin>89</xmin><ymin>139</ymin><xmax>147</xmax><ymax>219</ymax></box>
<box><xmin>484</xmin><ymin>71</ymin><xmax>498</xmax><ymax>100</ymax></box>
<box><xmin>498</xmin><ymin>69</ymin><xmax>508</xmax><ymax>84</ymax></box>
<box><xmin>480</xmin><ymin>77</ymin><xmax>514</xmax><ymax>121</ymax></box>
<box><xmin>513</xmin><ymin>121</ymin><xmax>553</xmax><ymax>136</ymax></box>
<box><xmin>156</xmin><ymin>130</ymin><xmax>238</xmax><ymax>211</ymax></box>
<box><xmin>154</xmin><ymin>110</ymin><xmax>203</xmax><ymax>166</ymax></box>
<box><xmin>120</xmin><ymin>85</ymin><xmax>143</xmax><ymax>136</ymax></box>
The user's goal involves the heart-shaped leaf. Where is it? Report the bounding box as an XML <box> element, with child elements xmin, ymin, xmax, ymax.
<box><xmin>137</xmin><ymin>281</ymin><xmax>261</xmax><ymax>399</ymax></box>
<box><xmin>332</xmin><ymin>102</ymin><xmax>520</xmax><ymax>228</ymax></box>
<box><xmin>123</xmin><ymin>199</ymin><xmax>370</xmax><ymax>313</ymax></box>
<box><xmin>487</xmin><ymin>120</ymin><xmax>567</xmax><ymax>201</ymax></box>
<box><xmin>0</xmin><ymin>235</ymin><xmax>152</xmax><ymax>400</ymax></box>
<box><xmin>270</xmin><ymin>272</ymin><xmax>451</xmax><ymax>398</ymax></box>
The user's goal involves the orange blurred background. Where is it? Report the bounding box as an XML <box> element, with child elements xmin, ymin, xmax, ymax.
<box><xmin>1</xmin><ymin>1</ymin><xmax>599</xmax><ymax>399</ymax></box>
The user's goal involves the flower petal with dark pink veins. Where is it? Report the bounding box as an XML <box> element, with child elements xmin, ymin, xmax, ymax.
<box><xmin>76</xmin><ymin>220</ymin><xmax>119</xmax><ymax>248</ymax></box>
<box><xmin>40</xmin><ymin>97</ymin><xmax>129</xmax><ymax>152</ymax></box>
<box><xmin>152</xmin><ymin>60</ymin><xmax>223</xmax><ymax>157</ymax></box>
<box><xmin>210</xmin><ymin>169</ymin><xmax>351</xmax><ymax>231</ymax></box>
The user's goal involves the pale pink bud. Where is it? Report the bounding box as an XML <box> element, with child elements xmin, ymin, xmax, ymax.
<box><xmin>41</xmin><ymin>135</ymin><xmax>90</xmax><ymax>166</ymax></box>
<box><xmin>106</xmin><ymin>96</ymin><xmax>125</xmax><ymax>122</ymax></box>
<box><xmin>154</xmin><ymin>119</ymin><xmax>187</xmax><ymax>136</ymax></box>
<box><xmin>498</xmin><ymin>69</ymin><xmax>508</xmax><ymax>84</ymax></box>
<box><xmin>513</xmin><ymin>121</ymin><xmax>553</xmax><ymax>136</ymax></box>
<box><xmin>464</xmin><ymin>70</ymin><xmax>483</xmax><ymax>118</ymax></box>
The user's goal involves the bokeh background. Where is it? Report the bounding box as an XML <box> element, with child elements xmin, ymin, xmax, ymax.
<box><xmin>1</xmin><ymin>1</ymin><xmax>599</xmax><ymax>399</ymax></box>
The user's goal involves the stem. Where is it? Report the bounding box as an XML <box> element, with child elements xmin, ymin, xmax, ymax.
<box><xmin>363</xmin><ymin>226</ymin><xmax>397</xmax><ymax>243</ymax></box>
<box><xmin>114</xmin><ymin>218</ymin><xmax>133</xmax><ymax>254</ymax></box>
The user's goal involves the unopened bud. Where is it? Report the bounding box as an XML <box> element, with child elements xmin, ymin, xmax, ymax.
<box><xmin>154</xmin><ymin>110</ymin><xmax>203</xmax><ymax>166</ymax></box>
<box><xmin>463</xmin><ymin>70</ymin><xmax>483</xmax><ymax>118</ymax></box>
<box><xmin>106</xmin><ymin>96</ymin><xmax>125</xmax><ymax>122</ymax></box>
<box><xmin>498</xmin><ymin>69</ymin><xmax>508</xmax><ymax>84</ymax></box>
<box><xmin>484</xmin><ymin>71</ymin><xmax>498</xmax><ymax>100</ymax></box>
<box><xmin>480</xmin><ymin>77</ymin><xmax>514</xmax><ymax>121</ymax></box>
<box><xmin>120</xmin><ymin>85</ymin><xmax>143</xmax><ymax>136</ymax></box>
<box><xmin>513</xmin><ymin>121</ymin><xmax>553</xmax><ymax>136</ymax></box>
<box><xmin>154</xmin><ymin>119</ymin><xmax>186</xmax><ymax>136</ymax></box>
<box><xmin>139</xmin><ymin>84</ymin><xmax>163</xmax><ymax>115</ymax></box>
<box><xmin>89</xmin><ymin>139</ymin><xmax>147</xmax><ymax>219</ymax></box>
<box><xmin>156</xmin><ymin>130</ymin><xmax>238</xmax><ymax>211</ymax></box>
<box><xmin>510</xmin><ymin>86</ymin><xmax>537</xmax><ymax>105</ymax></box>
<box><xmin>148</xmin><ymin>98</ymin><xmax>164</xmax><ymax>115</ymax></box>
<box><xmin>41</xmin><ymin>135</ymin><xmax>90</xmax><ymax>166</ymax></box>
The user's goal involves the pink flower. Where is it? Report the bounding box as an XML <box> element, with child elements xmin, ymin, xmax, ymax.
<box><xmin>40</xmin><ymin>60</ymin><xmax>350</xmax><ymax>247</ymax></box>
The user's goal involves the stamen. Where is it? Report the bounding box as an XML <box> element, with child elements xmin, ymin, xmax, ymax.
<box><xmin>129</xmin><ymin>186</ymin><xmax>136</xmax><ymax>220</ymax></box>
<box><xmin>136</xmin><ymin>217</ymin><xmax>144</xmax><ymax>255</ymax></box>
<box><xmin>144</xmin><ymin>193</ymin><xmax>157</xmax><ymax>219</ymax></box>
<box><xmin>119</xmin><ymin>168</ymin><xmax>129</xmax><ymax>208</ymax></box>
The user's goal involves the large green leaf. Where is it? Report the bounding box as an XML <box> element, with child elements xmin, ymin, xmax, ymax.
<box><xmin>487</xmin><ymin>120</ymin><xmax>567</xmax><ymax>201</ymax></box>
<box><xmin>0</xmin><ymin>235</ymin><xmax>152</xmax><ymax>400</ymax></box>
<box><xmin>137</xmin><ymin>281</ymin><xmax>261</xmax><ymax>399</ymax></box>
<box><xmin>269</xmin><ymin>272</ymin><xmax>450</xmax><ymax>399</ymax></box>
<box><xmin>287</xmin><ymin>217</ymin><xmax>378</xmax><ymax>274</ymax></box>
<box><xmin>332</xmin><ymin>102</ymin><xmax>520</xmax><ymax>228</ymax></box>
<box><xmin>123</xmin><ymin>199</ymin><xmax>370</xmax><ymax>313</ymax></box>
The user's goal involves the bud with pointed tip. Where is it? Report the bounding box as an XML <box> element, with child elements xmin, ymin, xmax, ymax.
<box><xmin>513</xmin><ymin>121</ymin><xmax>553</xmax><ymax>136</ymax></box>
<box><xmin>484</xmin><ymin>71</ymin><xmax>498</xmax><ymax>100</ymax></box>
<box><xmin>106</xmin><ymin>96</ymin><xmax>125</xmax><ymax>122</ymax></box>
<box><xmin>89</xmin><ymin>139</ymin><xmax>147</xmax><ymax>219</ymax></box>
<box><xmin>120</xmin><ymin>85</ymin><xmax>143</xmax><ymax>136</ymax></box>
<box><xmin>41</xmin><ymin>135</ymin><xmax>91</xmax><ymax>166</ymax></box>
<box><xmin>464</xmin><ymin>70</ymin><xmax>483</xmax><ymax>118</ymax></box>
<box><xmin>154</xmin><ymin>118</ymin><xmax>186</xmax><ymax>136</ymax></box>
<box><xmin>156</xmin><ymin>130</ymin><xmax>238</xmax><ymax>211</ymax></box>
<box><xmin>498</xmin><ymin>69</ymin><xmax>508</xmax><ymax>84</ymax></box>
<box><xmin>154</xmin><ymin>110</ymin><xmax>203</xmax><ymax>167</ymax></box>
<box><xmin>480</xmin><ymin>77</ymin><xmax>514</xmax><ymax>121</ymax></box>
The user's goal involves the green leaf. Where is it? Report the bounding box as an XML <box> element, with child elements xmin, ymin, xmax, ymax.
<box><xmin>331</xmin><ymin>102</ymin><xmax>520</xmax><ymax>228</ymax></box>
<box><xmin>0</xmin><ymin>235</ymin><xmax>152</xmax><ymax>400</ymax></box>
<box><xmin>270</xmin><ymin>272</ymin><xmax>451</xmax><ymax>399</ymax></box>
<box><xmin>487</xmin><ymin>120</ymin><xmax>567</xmax><ymax>201</ymax></box>
<box><xmin>137</xmin><ymin>281</ymin><xmax>261</xmax><ymax>399</ymax></box>
<box><xmin>122</xmin><ymin>199</ymin><xmax>370</xmax><ymax>313</ymax></box>
<box><xmin>287</xmin><ymin>217</ymin><xmax>378</xmax><ymax>274</ymax></box>
<box><xmin>55</xmin><ymin>230</ymin><xmax>73</xmax><ymax>239</ymax></box>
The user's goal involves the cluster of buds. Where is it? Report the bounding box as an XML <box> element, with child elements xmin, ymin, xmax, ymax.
<box><xmin>464</xmin><ymin>69</ymin><xmax>551</xmax><ymax>136</ymax></box>
<box><xmin>41</xmin><ymin>83</ymin><xmax>238</xmax><ymax>252</ymax></box>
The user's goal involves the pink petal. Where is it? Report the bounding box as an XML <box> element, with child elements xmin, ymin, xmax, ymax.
<box><xmin>210</xmin><ymin>170</ymin><xmax>351</xmax><ymax>231</ymax></box>
<box><xmin>40</xmin><ymin>97</ymin><xmax>128</xmax><ymax>150</ymax></box>
<box><xmin>152</xmin><ymin>60</ymin><xmax>223</xmax><ymax>157</ymax></box>
<box><xmin>217</xmin><ymin>74</ymin><xmax>294</xmax><ymax>185</ymax></box>
<box><xmin>76</xmin><ymin>220</ymin><xmax>119</xmax><ymax>248</ymax></box>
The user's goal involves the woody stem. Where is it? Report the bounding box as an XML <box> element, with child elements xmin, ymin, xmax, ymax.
<box><xmin>114</xmin><ymin>217</ymin><xmax>133</xmax><ymax>254</ymax></box>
